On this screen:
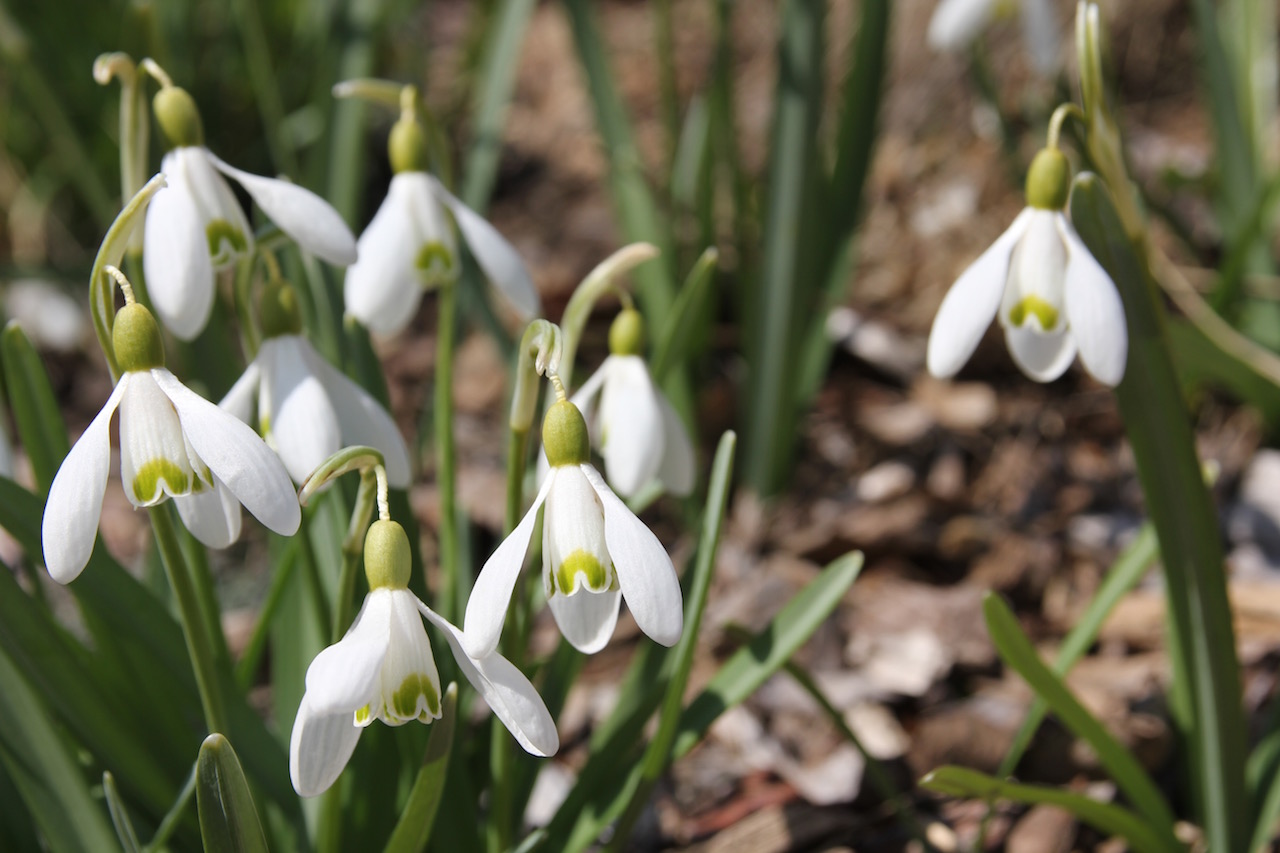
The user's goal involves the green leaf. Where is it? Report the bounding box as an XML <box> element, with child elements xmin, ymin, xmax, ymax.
<box><xmin>0</xmin><ymin>646</ymin><xmax>121</xmax><ymax>853</ymax></box>
<box><xmin>1</xmin><ymin>320</ymin><xmax>70</xmax><ymax>495</ymax></box>
<box><xmin>982</xmin><ymin>593</ymin><xmax>1179</xmax><ymax>842</ymax></box>
<box><xmin>197</xmin><ymin>734</ymin><xmax>269</xmax><ymax>853</ymax></box>
<box><xmin>650</xmin><ymin>247</ymin><xmax>718</xmax><ymax>383</ymax></box>
<box><xmin>1168</xmin><ymin>318</ymin><xmax>1280</xmax><ymax>425</ymax></box>
<box><xmin>920</xmin><ymin>767</ymin><xmax>1181</xmax><ymax>853</ymax></box>
<box><xmin>382</xmin><ymin>683</ymin><xmax>457</xmax><ymax>853</ymax></box>
<box><xmin>104</xmin><ymin>772</ymin><xmax>142</xmax><ymax>853</ymax></box>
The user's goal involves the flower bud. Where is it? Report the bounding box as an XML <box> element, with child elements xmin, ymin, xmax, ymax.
<box><xmin>608</xmin><ymin>309</ymin><xmax>645</xmax><ymax>356</ymax></box>
<box><xmin>389</xmin><ymin>115</ymin><xmax>429</xmax><ymax>174</ymax></box>
<box><xmin>112</xmin><ymin>303</ymin><xmax>166</xmax><ymax>372</ymax></box>
<box><xmin>1025</xmin><ymin>148</ymin><xmax>1071</xmax><ymax>211</ymax></box>
<box><xmin>364</xmin><ymin>519</ymin><xmax>411</xmax><ymax>590</ymax></box>
<box><xmin>258</xmin><ymin>281</ymin><xmax>303</xmax><ymax>339</ymax></box>
<box><xmin>153</xmin><ymin>86</ymin><xmax>204</xmax><ymax>148</ymax></box>
<box><xmin>542</xmin><ymin>400</ymin><xmax>590</xmax><ymax>467</ymax></box>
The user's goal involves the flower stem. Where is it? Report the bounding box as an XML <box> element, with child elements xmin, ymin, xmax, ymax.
<box><xmin>435</xmin><ymin>281</ymin><xmax>460</xmax><ymax>620</ymax></box>
<box><xmin>333</xmin><ymin>470</ymin><xmax>378</xmax><ymax>642</ymax></box>
<box><xmin>148</xmin><ymin>505</ymin><xmax>228</xmax><ymax>736</ymax></box>
<box><xmin>296</xmin><ymin>507</ymin><xmax>333</xmax><ymax>642</ymax></box>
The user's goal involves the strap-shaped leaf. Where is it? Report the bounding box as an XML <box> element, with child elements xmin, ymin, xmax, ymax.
<box><xmin>1</xmin><ymin>321</ymin><xmax>70</xmax><ymax>495</ymax></box>
<box><xmin>382</xmin><ymin>684</ymin><xmax>458</xmax><ymax>853</ymax></box>
<box><xmin>197</xmin><ymin>734</ymin><xmax>269</xmax><ymax>853</ymax></box>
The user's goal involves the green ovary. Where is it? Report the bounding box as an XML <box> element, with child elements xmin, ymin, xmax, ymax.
<box><xmin>206</xmin><ymin>220</ymin><xmax>248</xmax><ymax>264</ymax></box>
<box><xmin>391</xmin><ymin>673</ymin><xmax>440</xmax><ymax>723</ymax></box>
<box><xmin>415</xmin><ymin>241</ymin><xmax>455</xmax><ymax>282</ymax></box>
<box><xmin>554</xmin><ymin>550</ymin><xmax>612</xmax><ymax>596</ymax></box>
<box><xmin>1008</xmin><ymin>296</ymin><xmax>1059</xmax><ymax>331</ymax></box>
<box><xmin>132</xmin><ymin>458</ymin><xmax>190</xmax><ymax>504</ymax></box>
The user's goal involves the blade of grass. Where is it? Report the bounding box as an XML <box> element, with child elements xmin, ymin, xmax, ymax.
<box><xmin>1</xmin><ymin>321</ymin><xmax>70</xmax><ymax>495</ymax></box>
<box><xmin>382</xmin><ymin>684</ymin><xmax>457</xmax><ymax>853</ymax></box>
<box><xmin>197</xmin><ymin>734</ymin><xmax>269</xmax><ymax>853</ymax></box>
<box><xmin>650</xmin><ymin>247</ymin><xmax>718</xmax><ymax>383</ymax></box>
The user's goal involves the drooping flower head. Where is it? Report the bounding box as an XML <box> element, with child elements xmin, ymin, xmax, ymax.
<box><xmin>343</xmin><ymin>86</ymin><xmax>539</xmax><ymax>335</ymax></box>
<box><xmin>142</xmin><ymin>63</ymin><xmax>358</xmax><ymax>340</ymax></box>
<box><xmin>926</xmin><ymin>146</ymin><xmax>1127</xmax><ymax>386</ymax></box>
<box><xmin>41</xmin><ymin>271</ymin><xmax>300</xmax><ymax>583</ymax></box>
<box><xmin>465</xmin><ymin>392</ymin><xmax>683</xmax><ymax>657</ymax></box>
<box><xmin>220</xmin><ymin>279</ymin><xmax>412</xmax><ymax>487</ymax></box>
<box><xmin>290</xmin><ymin>516</ymin><xmax>558</xmax><ymax>797</ymax></box>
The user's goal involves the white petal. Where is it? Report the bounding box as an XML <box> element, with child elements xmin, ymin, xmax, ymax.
<box><xmin>289</xmin><ymin>696</ymin><xmax>362</xmax><ymax>798</ymax></box>
<box><xmin>597</xmin><ymin>356</ymin><xmax>664</xmax><ymax>499</ymax></box>
<box><xmin>1019</xmin><ymin>0</ymin><xmax>1061</xmax><ymax>74</ymax></box>
<box><xmin>419</xmin><ymin>600</ymin><xmax>559</xmax><ymax>757</ymax></box>
<box><xmin>151</xmin><ymin>369</ymin><xmax>301</xmax><ymax>536</ymax></box>
<box><xmin>1003</xmin><ymin>323</ymin><xmax>1078</xmax><ymax>382</ymax></box>
<box><xmin>305</xmin><ymin>589</ymin><xmax>393</xmax><ymax>714</ymax></box>
<box><xmin>344</xmin><ymin>178</ymin><xmax>424</xmax><ymax>336</ymax></box>
<box><xmin>546</xmin><ymin>586</ymin><xmax>621</xmax><ymax>655</ymax></box>
<box><xmin>1061</xmin><ymin>217</ymin><xmax>1127</xmax><ymax>386</ymax></box>
<box><xmin>219</xmin><ymin>361</ymin><xmax>261</xmax><ymax>425</ymax></box>
<box><xmin>370</xmin><ymin>590</ymin><xmax>442</xmax><ymax>725</ymax></box>
<box><xmin>568</xmin><ymin>358</ymin><xmax>611</xmax><ymax>434</ymax></box>
<box><xmin>41</xmin><ymin>380</ymin><xmax>125</xmax><ymax>584</ymax></box>
<box><xmin>144</xmin><ymin>157</ymin><xmax>215</xmax><ymax>341</ymax></box>
<box><xmin>260</xmin><ymin>337</ymin><xmax>342</xmax><ymax>484</ymax></box>
<box><xmin>462</xmin><ymin>470</ymin><xmax>555</xmax><ymax>659</ymax></box>
<box><xmin>543</xmin><ymin>466</ymin><xmax>611</xmax><ymax>596</ymax></box>
<box><xmin>428</xmin><ymin>176</ymin><xmax>540</xmax><ymax>319</ymax></box>
<box><xmin>1003</xmin><ymin>209</ymin><xmax>1067</xmax><ymax>316</ymax></box>
<box><xmin>655</xmin><ymin>391</ymin><xmax>696</xmax><ymax>496</ymax></box>
<box><xmin>119</xmin><ymin>371</ymin><xmax>197</xmax><ymax>506</ymax></box>
<box><xmin>174</xmin><ymin>476</ymin><xmax>242</xmax><ymax>549</ymax></box>
<box><xmin>927</xmin><ymin>0</ymin><xmax>997</xmax><ymax>51</ymax></box>
<box><xmin>298</xmin><ymin>341</ymin><xmax>413</xmax><ymax>488</ymax></box>
<box><xmin>927</xmin><ymin>209</ymin><xmax>1032</xmax><ymax>378</ymax></box>
<box><xmin>178</xmin><ymin>148</ymin><xmax>254</xmax><ymax>267</ymax></box>
<box><xmin>581</xmin><ymin>465</ymin><xmax>682</xmax><ymax>647</ymax></box>
<box><xmin>401</xmin><ymin>172</ymin><xmax>459</xmax><ymax>282</ymax></box>
<box><xmin>206</xmin><ymin>151</ymin><xmax>357</xmax><ymax>267</ymax></box>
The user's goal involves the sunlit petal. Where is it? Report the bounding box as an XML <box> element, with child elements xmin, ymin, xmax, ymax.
<box><xmin>260</xmin><ymin>337</ymin><xmax>342</xmax><ymax>484</ymax></box>
<box><xmin>174</xmin><ymin>475</ymin><xmax>242</xmax><ymax>549</ymax></box>
<box><xmin>1061</xmin><ymin>216</ymin><xmax>1127</xmax><ymax>386</ymax></box>
<box><xmin>344</xmin><ymin>178</ymin><xmax>423</xmax><ymax>335</ymax></box>
<box><xmin>305</xmin><ymin>590</ymin><xmax>393</xmax><ymax>715</ymax></box>
<box><xmin>144</xmin><ymin>156</ymin><xmax>215</xmax><ymax>341</ymax></box>
<box><xmin>654</xmin><ymin>392</ymin><xmax>696</xmax><ymax>496</ymax></box>
<box><xmin>119</xmin><ymin>371</ymin><xmax>196</xmax><ymax>506</ymax></box>
<box><xmin>289</xmin><ymin>697</ymin><xmax>362</xmax><ymax>798</ymax></box>
<box><xmin>597</xmin><ymin>356</ymin><xmax>663</xmax><ymax>498</ymax></box>
<box><xmin>546</xmin><ymin>586</ymin><xmax>621</xmax><ymax>655</ymax></box>
<box><xmin>219</xmin><ymin>360</ymin><xmax>261</xmax><ymax>425</ymax></box>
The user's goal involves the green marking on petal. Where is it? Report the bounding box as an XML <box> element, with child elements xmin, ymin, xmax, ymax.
<box><xmin>354</xmin><ymin>705</ymin><xmax>372</xmax><ymax>726</ymax></box>
<box><xmin>415</xmin><ymin>241</ymin><xmax>455</xmax><ymax>283</ymax></box>
<box><xmin>206</xmin><ymin>220</ymin><xmax>248</xmax><ymax>265</ymax></box>
<box><xmin>132</xmin><ymin>458</ymin><xmax>190</xmax><ymax>504</ymax></box>
<box><xmin>259</xmin><ymin>414</ymin><xmax>271</xmax><ymax>437</ymax></box>
<box><xmin>391</xmin><ymin>673</ymin><xmax>440</xmax><ymax>722</ymax></box>
<box><xmin>1008</xmin><ymin>296</ymin><xmax>1060</xmax><ymax>331</ymax></box>
<box><xmin>555</xmin><ymin>550</ymin><xmax>611</xmax><ymax>595</ymax></box>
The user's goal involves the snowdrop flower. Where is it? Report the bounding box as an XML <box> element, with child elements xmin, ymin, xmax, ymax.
<box><xmin>290</xmin><ymin>518</ymin><xmax>558</xmax><ymax>797</ymax></box>
<box><xmin>927</xmin><ymin>0</ymin><xmax>1059</xmax><ymax>75</ymax></box>
<box><xmin>465</xmin><ymin>395</ymin><xmax>682</xmax><ymax>657</ymax></box>
<box><xmin>220</xmin><ymin>281</ymin><xmax>412</xmax><ymax>487</ymax></box>
<box><xmin>143</xmin><ymin>74</ymin><xmax>357</xmax><ymax>340</ymax></box>
<box><xmin>344</xmin><ymin>95</ymin><xmax>539</xmax><ymax>336</ymax></box>
<box><xmin>41</xmin><ymin>281</ymin><xmax>300</xmax><ymax>584</ymax></box>
<box><xmin>569</xmin><ymin>309</ymin><xmax>694</xmax><ymax>498</ymax></box>
<box><xmin>927</xmin><ymin>147</ymin><xmax>1127</xmax><ymax>386</ymax></box>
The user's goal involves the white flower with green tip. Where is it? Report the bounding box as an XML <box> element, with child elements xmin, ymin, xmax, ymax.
<box><xmin>290</xmin><ymin>520</ymin><xmax>558</xmax><ymax>797</ymax></box>
<box><xmin>219</xmin><ymin>283</ymin><xmax>412</xmax><ymax>487</ymax></box>
<box><xmin>144</xmin><ymin>84</ymin><xmax>357</xmax><ymax>340</ymax></box>
<box><xmin>40</xmin><ymin>301</ymin><xmax>300</xmax><ymax>584</ymax></box>
<box><xmin>927</xmin><ymin>148</ymin><xmax>1127</xmax><ymax>386</ymax></box>
<box><xmin>465</xmin><ymin>399</ymin><xmax>683</xmax><ymax>657</ymax></box>
<box><xmin>343</xmin><ymin>105</ymin><xmax>539</xmax><ymax>336</ymax></box>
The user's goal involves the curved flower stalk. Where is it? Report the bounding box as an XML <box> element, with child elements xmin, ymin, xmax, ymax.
<box><xmin>568</xmin><ymin>308</ymin><xmax>694</xmax><ymax>499</ymax></box>
<box><xmin>342</xmin><ymin>85</ymin><xmax>539</xmax><ymax>335</ymax></box>
<box><xmin>927</xmin><ymin>0</ymin><xmax>1060</xmax><ymax>75</ymax></box>
<box><xmin>220</xmin><ymin>279</ymin><xmax>412</xmax><ymax>487</ymax></box>
<box><xmin>290</xmin><ymin>510</ymin><xmax>558</xmax><ymax>797</ymax></box>
<box><xmin>41</xmin><ymin>269</ymin><xmax>299</xmax><ymax>584</ymax></box>
<box><xmin>926</xmin><ymin>144</ymin><xmax>1127</xmax><ymax>386</ymax></box>
<box><xmin>140</xmin><ymin>61</ymin><xmax>357</xmax><ymax>340</ymax></box>
<box><xmin>466</xmin><ymin>388</ymin><xmax>683</xmax><ymax>657</ymax></box>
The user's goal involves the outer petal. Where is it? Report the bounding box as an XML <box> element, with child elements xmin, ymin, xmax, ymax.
<box><xmin>305</xmin><ymin>590</ymin><xmax>393</xmax><ymax>715</ymax></box>
<box><xmin>655</xmin><ymin>392</ymin><xmax>696</xmax><ymax>496</ymax></box>
<box><xmin>546</xmin><ymin>586</ymin><xmax>621</xmax><ymax>655</ymax></box>
<box><xmin>119</xmin><ymin>371</ymin><xmax>197</xmax><ymax>506</ymax></box>
<box><xmin>598</xmin><ymin>356</ymin><xmax>664</xmax><ymax>498</ymax></box>
<box><xmin>260</xmin><ymin>337</ymin><xmax>342</xmax><ymax>484</ymax></box>
<box><xmin>174</xmin><ymin>476</ymin><xmax>243</xmax><ymax>549</ymax></box>
<box><xmin>206</xmin><ymin>152</ymin><xmax>357</xmax><ymax>266</ymax></box>
<box><xmin>1003</xmin><ymin>323</ymin><xmax>1078</xmax><ymax>382</ymax></box>
<box><xmin>462</xmin><ymin>471</ymin><xmax>556</xmax><ymax>659</ymax></box>
<box><xmin>428</xmin><ymin>176</ymin><xmax>540</xmax><ymax>319</ymax></box>
<box><xmin>144</xmin><ymin>155</ymin><xmax>215</xmax><ymax>341</ymax></box>
<box><xmin>344</xmin><ymin>179</ymin><xmax>423</xmax><ymax>335</ymax></box>
<box><xmin>581</xmin><ymin>465</ymin><xmax>682</xmax><ymax>647</ymax></box>
<box><xmin>152</xmin><ymin>369</ymin><xmax>301</xmax><ymax>536</ymax></box>
<box><xmin>41</xmin><ymin>380</ymin><xmax>125</xmax><ymax>583</ymax></box>
<box><xmin>926</xmin><ymin>209</ymin><xmax>1032</xmax><ymax>378</ymax></box>
<box><xmin>219</xmin><ymin>360</ymin><xmax>261</xmax><ymax>425</ymax></box>
<box><xmin>298</xmin><ymin>341</ymin><xmax>413</xmax><ymax>487</ymax></box>
<box><xmin>1060</xmin><ymin>217</ymin><xmax>1127</xmax><ymax>386</ymax></box>
<box><xmin>289</xmin><ymin>697</ymin><xmax>362</xmax><ymax>797</ymax></box>
<box><xmin>419</xmin><ymin>601</ymin><xmax>559</xmax><ymax>757</ymax></box>
<box><xmin>927</xmin><ymin>0</ymin><xmax>998</xmax><ymax>51</ymax></box>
